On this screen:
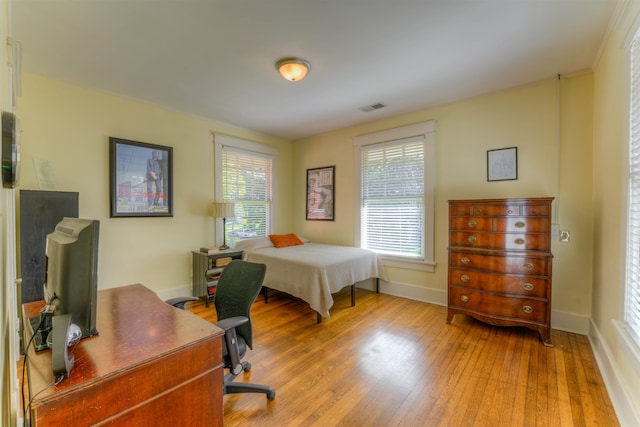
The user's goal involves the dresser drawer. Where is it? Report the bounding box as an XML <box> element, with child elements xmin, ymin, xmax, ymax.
<box><xmin>449</xmin><ymin>231</ymin><xmax>549</xmax><ymax>251</ymax></box>
<box><xmin>450</xmin><ymin>216</ymin><xmax>550</xmax><ymax>233</ymax></box>
<box><xmin>448</xmin><ymin>268</ymin><xmax>548</xmax><ymax>298</ymax></box>
<box><xmin>450</xmin><ymin>217</ymin><xmax>494</xmax><ymax>231</ymax></box>
<box><xmin>449</xmin><ymin>251</ymin><xmax>551</xmax><ymax>276</ymax></box>
<box><xmin>448</xmin><ymin>287</ymin><xmax>548</xmax><ymax>324</ymax></box>
<box><xmin>498</xmin><ymin>217</ymin><xmax>549</xmax><ymax>233</ymax></box>
<box><xmin>451</xmin><ymin>204</ymin><xmax>522</xmax><ymax>217</ymax></box>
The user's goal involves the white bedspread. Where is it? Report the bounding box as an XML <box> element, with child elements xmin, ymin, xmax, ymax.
<box><xmin>243</xmin><ymin>243</ymin><xmax>387</xmax><ymax>318</ymax></box>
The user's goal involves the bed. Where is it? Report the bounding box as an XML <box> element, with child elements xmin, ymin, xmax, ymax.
<box><xmin>233</xmin><ymin>235</ymin><xmax>388</xmax><ymax>321</ymax></box>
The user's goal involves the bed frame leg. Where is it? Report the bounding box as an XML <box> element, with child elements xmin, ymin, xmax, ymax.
<box><xmin>351</xmin><ymin>285</ymin><xmax>355</xmax><ymax>307</ymax></box>
<box><xmin>376</xmin><ymin>278</ymin><xmax>380</xmax><ymax>293</ymax></box>
<box><xmin>317</xmin><ymin>312</ymin><xmax>322</xmax><ymax>324</ymax></box>
<box><xmin>263</xmin><ymin>287</ymin><xmax>268</xmax><ymax>304</ymax></box>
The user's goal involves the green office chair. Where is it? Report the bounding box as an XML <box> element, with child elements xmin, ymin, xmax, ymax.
<box><xmin>165</xmin><ymin>260</ymin><xmax>275</xmax><ymax>399</ymax></box>
<box><xmin>213</xmin><ymin>260</ymin><xmax>275</xmax><ymax>400</ymax></box>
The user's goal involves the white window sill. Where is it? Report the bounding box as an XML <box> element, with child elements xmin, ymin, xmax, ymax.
<box><xmin>380</xmin><ymin>256</ymin><xmax>436</xmax><ymax>272</ymax></box>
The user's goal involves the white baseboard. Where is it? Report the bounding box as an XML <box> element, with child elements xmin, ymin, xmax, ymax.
<box><xmin>588</xmin><ymin>320</ymin><xmax>640</xmax><ymax>427</ymax></box>
<box><xmin>356</xmin><ymin>278</ymin><xmax>447</xmax><ymax>306</ymax></box>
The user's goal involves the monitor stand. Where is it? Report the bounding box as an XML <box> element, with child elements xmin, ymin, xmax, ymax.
<box><xmin>28</xmin><ymin>314</ymin><xmax>52</xmax><ymax>352</ymax></box>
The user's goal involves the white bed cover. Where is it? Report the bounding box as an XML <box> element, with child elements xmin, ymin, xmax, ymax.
<box><xmin>244</xmin><ymin>243</ymin><xmax>387</xmax><ymax>318</ymax></box>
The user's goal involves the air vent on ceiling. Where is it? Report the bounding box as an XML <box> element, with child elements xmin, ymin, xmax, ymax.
<box><xmin>359</xmin><ymin>103</ymin><xmax>386</xmax><ymax>113</ymax></box>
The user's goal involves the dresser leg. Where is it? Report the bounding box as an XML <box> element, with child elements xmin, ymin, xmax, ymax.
<box><xmin>446</xmin><ymin>310</ymin><xmax>454</xmax><ymax>324</ymax></box>
<box><xmin>540</xmin><ymin>327</ymin><xmax>553</xmax><ymax>347</ymax></box>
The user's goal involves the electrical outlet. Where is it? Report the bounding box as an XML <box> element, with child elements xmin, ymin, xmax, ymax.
<box><xmin>560</xmin><ymin>229</ymin><xmax>570</xmax><ymax>243</ymax></box>
<box><xmin>551</xmin><ymin>224</ymin><xmax>560</xmax><ymax>237</ymax></box>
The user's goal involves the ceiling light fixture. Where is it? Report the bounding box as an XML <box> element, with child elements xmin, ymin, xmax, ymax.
<box><xmin>275</xmin><ymin>57</ymin><xmax>311</xmax><ymax>82</ymax></box>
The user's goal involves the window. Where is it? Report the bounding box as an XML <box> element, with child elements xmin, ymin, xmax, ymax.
<box><xmin>625</xmin><ymin>39</ymin><xmax>640</xmax><ymax>346</ymax></box>
<box><xmin>354</xmin><ymin>121</ymin><xmax>435</xmax><ymax>272</ymax></box>
<box><xmin>214</xmin><ymin>134</ymin><xmax>276</xmax><ymax>247</ymax></box>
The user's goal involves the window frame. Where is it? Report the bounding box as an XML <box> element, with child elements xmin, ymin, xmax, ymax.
<box><xmin>353</xmin><ymin>121</ymin><xmax>436</xmax><ymax>272</ymax></box>
<box><xmin>214</xmin><ymin>133</ymin><xmax>278</xmax><ymax>245</ymax></box>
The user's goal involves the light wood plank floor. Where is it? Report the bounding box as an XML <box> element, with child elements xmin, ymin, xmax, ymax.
<box><xmin>187</xmin><ymin>287</ymin><xmax>619</xmax><ymax>427</ymax></box>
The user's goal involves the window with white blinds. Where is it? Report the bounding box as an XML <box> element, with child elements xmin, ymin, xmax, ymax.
<box><xmin>625</xmin><ymin>39</ymin><xmax>640</xmax><ymax>344</ymax></box>
<box><xmin>360</xmin><ymin>137</ymin><xmax>425</xmax><ymax>258</ymax></box>
<box><xmin>354</xmin><ymin>121</ymin><xmax>435</xmax><ymax>270</ymax></box>
<box><xmin>214</xmin><ymin>134</ymin><xmax>275</xmax><ymax>247</ymax></box>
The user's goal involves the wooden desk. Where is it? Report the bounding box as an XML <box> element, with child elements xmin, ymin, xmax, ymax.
<box><xmin>22</xmin><ymin>284</ymin><xmax>223</xmax><ymax>426</ymax></box>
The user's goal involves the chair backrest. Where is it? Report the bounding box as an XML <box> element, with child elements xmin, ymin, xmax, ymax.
<box><xmin>214</xmin><ymin>260</ymin><xmax>266</xmax><ymax>349</ymax></box>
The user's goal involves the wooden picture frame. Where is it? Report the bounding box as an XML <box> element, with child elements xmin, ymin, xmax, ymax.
<box><xmin>487</xmin><ymin>147</ymin><xmax>518</xmax><ymax>181</ymax></box>
<box><xmin>109</xmin><ymin>137</ymin><xmax>173</xmax><ymax>217</ymax></box>
<box><xmin>306</xmin><ymin>166</ymin><xmax>335</xmax><ymax>221</ymax></box>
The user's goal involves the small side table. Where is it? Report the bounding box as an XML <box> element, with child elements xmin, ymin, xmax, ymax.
<box><xmin>192</xmin><ymin>249</ymin><xmax>244</xmax><ymax>307</ymax></box>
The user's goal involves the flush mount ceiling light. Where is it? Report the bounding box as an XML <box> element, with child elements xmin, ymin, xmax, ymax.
<box><xmin>275</xmin><ymin>57</ymin><xmax>310</xmax><ymax>82</ymax></box>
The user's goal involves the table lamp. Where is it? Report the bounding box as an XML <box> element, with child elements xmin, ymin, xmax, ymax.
<box><xmin>212</xmin><ymin>202</ymin><xmax>235</xmax><ymax>250</ymax></box>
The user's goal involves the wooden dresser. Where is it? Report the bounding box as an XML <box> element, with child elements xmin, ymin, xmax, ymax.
<box><xmin>446</xmin><ymin>197</ymin><xmax>554</xmax><ymax>346</ymax></box>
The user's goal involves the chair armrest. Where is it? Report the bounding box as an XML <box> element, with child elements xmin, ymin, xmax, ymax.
<box><xmin>214</xmin><ymin>316</ymin><xmax>248</xmax><ymax>375</ymax></box>
<box><xmin>165</xmin><ymin>296</ymin><xmax>199</xmax><ymax>310</ymax></box>
<box><xmin>214</xmin><ymin>316</ymin><xmax>248</xmax><ymax>332</ymax></box>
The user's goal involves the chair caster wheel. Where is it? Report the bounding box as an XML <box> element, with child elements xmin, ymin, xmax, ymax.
<box><xmin>243</xmin><ymin>362</ymin><xmax>251</xmax><ymax>372</ymax></box>
<box><xmin>267</xmin><ymin>390</ymin><xmax>276</xmax><ymax>400</ymax></box>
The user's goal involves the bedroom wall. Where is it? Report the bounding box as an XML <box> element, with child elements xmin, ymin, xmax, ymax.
<box><xmin>590</xmin><ymin>1</ymin><xmax>640</xmax><ymax>422</ymax></box>
<box><xmin>15</xmin><ymin>72</ymin><xmax>294</xmax><ymax>297</ymax></box>
<box><xmin>293</xmin><ymin>74</ymin><xmax>595</xmax><ymax>332</ymax></box>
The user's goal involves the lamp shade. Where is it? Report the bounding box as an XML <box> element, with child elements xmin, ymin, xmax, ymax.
<box><xmin>212</xmin><ymin>202</ymin><xmax>235</xmax><ymax>218</ymax></box>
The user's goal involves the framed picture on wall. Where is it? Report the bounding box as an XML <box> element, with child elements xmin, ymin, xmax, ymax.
<box><xmin>306</xmin><ymin>166</ymin><xmax>335</xmax><ymax>221</ymax></box>
<box><xmin>487</xmin><ymin>147</ymin><xmax>518</xmax><ymax>181</ymax></box>
<box><xmin>109</xmin><ymin>137</ymin><xmax>173</xmax><ymax>217</ymax></box>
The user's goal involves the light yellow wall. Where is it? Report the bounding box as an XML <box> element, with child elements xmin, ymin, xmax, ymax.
<box><xmin>294</xmin><ymin>75</ymin><xmax>594</xmax><ymax>319</ymax></box>
<box><xmin>16</xmin><ymin>72</ymin><xmax>293</xmax><ymax>295</ymax></box>
<box><xmin>592</xmin><ymin>3</ymin><xmax>640</xmax><ymax>417</ymax></box>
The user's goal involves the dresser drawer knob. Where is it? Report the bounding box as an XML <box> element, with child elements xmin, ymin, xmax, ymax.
<box><xmin>523</xmin><ymin>263</ymin><xmax>534</xmax><ymax>271</ymax></box>
<box><xmin>460</xmin><ymin>295</ymin><xmax>470</xmax><ymax>303</ymax></box>
<box><xmin>514</xmin><ymin>238</ymin><xmax>525</xmax><ymax>245</ymax></box>
<box><xmin>515</xmin><ymin>221</ymin><xmax>525</xmax><ymax>228</ymax></box>
<box><xmin>460</xmin><ymin>257</ymin><xmax>471</xmax><ymax>264</ymax></box>
<box><xmin>523</xmin><ymin>283</ymin><xmax>534</xmax><ymax>291</ymax></box>
<box><xmin>522</xmin><ymin>305</ymin><xmax>533</xmax><ymax>314</ymax></box>
<box><xmin>467</xmin><ymin>236</ymin><xmax>477</xmax><ymax>243</ymax></box>
<box><xmin>468</xmin><ymin>220</ymin><xmax>477</xmax><ymax>227</ymax></box>
<box><xmin>460</xmin><ymin>274</ymin><xmax>470</xmax><ymax>283</ymax></box>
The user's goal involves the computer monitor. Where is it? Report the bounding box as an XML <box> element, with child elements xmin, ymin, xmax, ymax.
<box><xmin>31</xmin><ymin>217</ymin><xmax>100</xmax><ymax>379</ymax></box>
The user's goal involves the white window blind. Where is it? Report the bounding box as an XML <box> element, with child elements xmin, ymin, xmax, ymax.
<box><xmin>626</xmin><ymin>39</ymin><xmax>640</xmax><ymax>343</ymax></box>
<box><xmin>221</xmin><ymin>147</ymin><xmax>272</xmax><ymax>245</ymax></box>
<box><xmin>360</xmin><ymin>136</ymin><xmax>425</xmax><ymax>259</ymax></box>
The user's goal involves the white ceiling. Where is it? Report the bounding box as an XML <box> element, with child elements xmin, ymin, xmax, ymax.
<box><xmin>10</xmin><ymin>0</ymin><xmax>618</xmax><ymax>141</ymax></box>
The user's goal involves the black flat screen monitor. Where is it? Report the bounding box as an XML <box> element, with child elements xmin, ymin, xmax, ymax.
<box><xmin>33</xmin><ymin>217</ymin><xmax>100</xmax><ymax>379</ymax></box>
<box><xmin>44</xmin><ymin>217</ymin><xmax>100</xmax><ymax>339</ymax></box>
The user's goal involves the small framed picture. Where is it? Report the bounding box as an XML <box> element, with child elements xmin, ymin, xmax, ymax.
<box><xmin>487</xmin><ymin>147</ymin><xmax>518</xmax><ymax>181</ymax></box>
<box><xmin>306</xmin><ymin>166</ymin><xmax>335</xmax><ymax>221</ymax></box>
<box><xmin>109</xmin><ymin>137</ymin><xmax>173</xmax><ymax>217</ymax></box>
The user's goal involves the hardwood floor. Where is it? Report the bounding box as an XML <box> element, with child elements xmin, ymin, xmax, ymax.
<box><xmin>187</xmin><ymin>287</ymin><xmax>620</xmax><ymax>427</ymax></box>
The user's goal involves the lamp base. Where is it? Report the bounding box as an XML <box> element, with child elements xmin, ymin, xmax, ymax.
<box><xmin>218</xmin><ymin>243</ymin><xmax>230</xmax><ymax>251</ymax></box>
